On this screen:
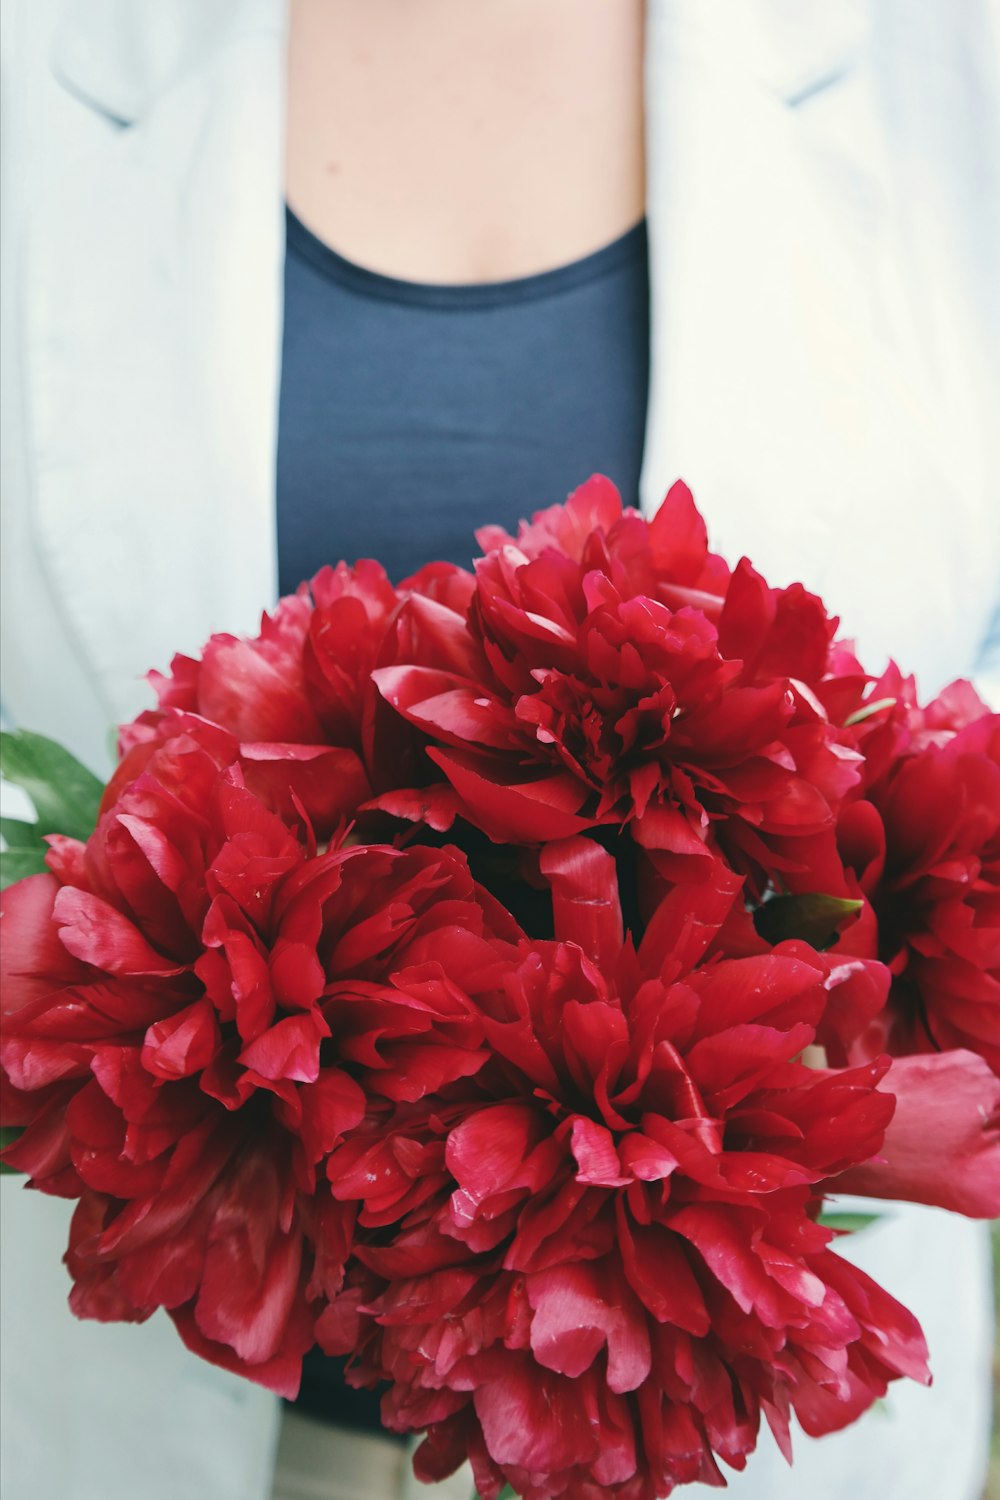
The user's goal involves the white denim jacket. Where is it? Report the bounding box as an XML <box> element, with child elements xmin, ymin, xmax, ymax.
<box><xmin>1</xmin><ymin>4</ymin><xmax>997</xmax><ymax>1499</ymax></box>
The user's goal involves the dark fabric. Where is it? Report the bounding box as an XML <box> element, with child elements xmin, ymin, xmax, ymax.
<box><xmin>276</xmin><ymin>205</ymin><xmax>650</xmax><ymax>593</ymax></box>
<box><xmin>292</xmin><ymin>1348</ymin><xmax>398</xmax><ymax>1435</ymax></box>
<box><xmin>277</xmin><ymin>204</ymin><xmax>650</xmax><ymax>1430</ymax></box>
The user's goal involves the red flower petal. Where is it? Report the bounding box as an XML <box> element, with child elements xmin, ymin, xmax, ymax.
<box><xmin>833</xmin><ymin>1049</ymin><xmax>1000</xmax><ymax>1216</ymax></box>
<box><xmin>427</xmin><ymin>747</ymin><xmax>594</xmax><ymax>844</ymax></box>
<box><xmin>527</xmin><ymin>1261</ymin><xmax>652</xmax><ymax>1392</ymax></box>
<box><xmin>142</xmin><ymin>997</ymin><xmax>221</xmax><ymax>1080</ymax></box>
<box><xmin>238</xmin><ymin>1011</ymin><xmax>329</xmax><ymax>1085</ymax></box>
<box><xmin>53</xmin><ymin>888</ymin><xmax>183</xmax><ymax>977</ymax></box>
<box><xmin>540</xmin><ymin>837</ymin><xmax>623</xmax><ymax>970</ymax></box>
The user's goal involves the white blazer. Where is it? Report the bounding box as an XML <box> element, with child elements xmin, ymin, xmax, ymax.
<box><xmin>1</xmin><ymin>4</ymin><xmax>998</xmax><ymax>1499</ymax></box>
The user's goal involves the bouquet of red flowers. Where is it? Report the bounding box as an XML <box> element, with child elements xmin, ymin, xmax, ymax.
<box><xmin>2</xmin><ymin>478</ymin><xmax>998</xmax><ymax>1499</ymax></box>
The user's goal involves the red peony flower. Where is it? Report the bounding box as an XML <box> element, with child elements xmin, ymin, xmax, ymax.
<box><xmin>836</xmin><ymin>675</ymin><xmax>1000</xmax><ymax>1074</ymax></box>
<box><xmin>0</xmin><ymin>727</ymin><xmax>522</xmax><ymax>1395</ymax></box>
<box><xmin>116</xmin><ymin>559</ymin><xmax>474</xmax><ymax>838</ymax></box>
<box><xmin>318</xmin><ymin>841</ymin><xmax>928</xmax><ymax>1499</ymax></box>
<box><xmin>7</xmin><ymin>482</ymin><xmax>992</xmax><ymax>1494</ymax></box>
<box><xmin>373</xmin><ymin>479</ymin><xmax>858</xmax><ymax>898</ymax></box>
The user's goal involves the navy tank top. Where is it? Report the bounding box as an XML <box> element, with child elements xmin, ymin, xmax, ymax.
<box><xmin>276</xmin><ymin>204</ymin><xmax>650</xmax><ymax>1429</ymax></box>
<box><xmin>276</xmin><ymin>205</ymin><xmax>650</xmax><ymax>594</ymax></box>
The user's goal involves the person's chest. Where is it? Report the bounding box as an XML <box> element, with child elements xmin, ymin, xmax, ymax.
<box><xmin>285</xmin><ymin>0</ymin><xmax>646</xmax><ymax>284</ymax></box>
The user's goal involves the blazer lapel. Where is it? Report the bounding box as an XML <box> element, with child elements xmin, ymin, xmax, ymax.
<box><xmin>28</xmin><ymin>0</ymin><xmax>285</xmax><ymax>724</ymax></box>
<box><xmin>50</xmin><ymin>0</ymin><xmax>247</xmax><ymax>125</ymax></box>
<box><xmin>640</xmin><ymin>0</ymin><xmax>998</xmax><ymax>694</ymax></box>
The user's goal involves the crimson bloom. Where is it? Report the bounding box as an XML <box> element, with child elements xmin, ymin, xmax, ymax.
<box><xmin>318</xmin><ymin>842</ymin><xmax>928</xmax><ymax>1500</ymax></box>
<box><xmin>116</xmin><ymin>559</ymin><xmax>475</xmax><ymax>838</ymax></box>
<box><xmin>373</xmin><ymin>478</ymin><xmax>858</xmax><ymax>898</ymax></box>
<box><xmin>0</xmin><ymin>727</ymin><xmax>522</xmax><ymax>1394</ymax></box>
<box><xmin>4</xmin><ymin>479</ymin><xmax>993</xmax><ymax>1497</ymax></box>
<box><xmin>836</xmin><ymin>674</ymin><xmax>1000</xmax><ymax>1073</ymax></box>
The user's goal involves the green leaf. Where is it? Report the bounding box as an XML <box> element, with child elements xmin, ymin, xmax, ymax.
<box><xmin>753</xmin><ymin>893</ymin><xmax>863</xmax><ymax>949</ymax></box>
<box><xmin>0</xmin><ymin>847</ymin><xmax>50</xmax><ymax>889</ymax></box>
<box><xmin>0</xmin><ymin>816</ymin><xmax>46</xmax><ymax>851</ymax></box>
<box><xmin>818</xmin><ymin>1211</ymin><xmax>881</xmax><ymax>1234</ymax></box>
<box><xmin>0</xmin><ymin>1126</ymin><xmax>25</xmax><ymax>1176</ymax></box>
<box><xmin>0</xmin><ymin>729</ymin><xmax>104</xmax><ymax>843</ymax></box>
<box><xmin>475</xmin><ymin>1490</ymin><xmax>517</xmax><ymax>1500</ymax></box>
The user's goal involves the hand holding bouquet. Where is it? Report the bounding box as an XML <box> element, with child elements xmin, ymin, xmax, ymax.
<box><xmin>2</xmin><ymin>479</ymin><xmax>998</xmax><ymax>1499</ymax></box>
